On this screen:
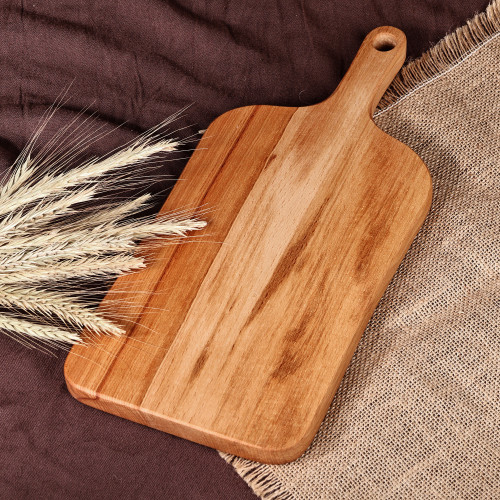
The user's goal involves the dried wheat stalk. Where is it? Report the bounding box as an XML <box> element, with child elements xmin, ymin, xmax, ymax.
<box><xmin>0</xmin><ymin>108</ymin><xmax>206</xmax><ymax>349</ymax></box>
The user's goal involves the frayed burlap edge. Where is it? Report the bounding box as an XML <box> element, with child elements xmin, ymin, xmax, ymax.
<box><xmin>377</xmin><ymin>0</ymin><xmax>500</xmax><ymax>112</ymax></box>
<box><xmin>221</xmin><ymin>2</ymin><xmax>500</xmax><ymax>499</ymax></box>
<box><xmin>221</xmin><ymin>453</ymin><xmax>294</xmax><ymax>500</ymax></box>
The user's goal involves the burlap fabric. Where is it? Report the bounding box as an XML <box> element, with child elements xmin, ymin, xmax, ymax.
<box><xmin>223</xmin><ymin>3</ymin><xmax>500</xmax><ymax>498</ymax></box>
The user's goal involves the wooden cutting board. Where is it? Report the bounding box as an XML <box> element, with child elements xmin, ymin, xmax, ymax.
<box><xmin>65</xmin><ymin>27</ymin><xmax>432</xmax><ymax>464</ymax></box>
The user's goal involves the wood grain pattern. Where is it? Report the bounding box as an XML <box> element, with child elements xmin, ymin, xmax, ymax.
<box><xmin>64</xmin><ymin>27</ymin><xmax>432</xmax><ymax>464</ymax></box>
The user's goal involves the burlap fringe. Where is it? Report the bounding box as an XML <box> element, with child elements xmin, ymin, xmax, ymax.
<box><xmin>221</xmin><ymin>3</ymin><xmax>500</xmax><ymax>499</ymax></box>
<box><xmin>221</xmin><ymin>453</ymin><xmax>294</xmax><ymax>500</ymax></box>
<box><xmin>377</xmin><ymin>0</ymin><xmax>500</xmax><ymax>112</ymax></box>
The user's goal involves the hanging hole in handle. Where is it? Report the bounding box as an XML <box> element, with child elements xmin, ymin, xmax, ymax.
<box><xmin>372</xmin><ymin>33</ymin><xmax>397</xmax><ymax>51</ymax></box>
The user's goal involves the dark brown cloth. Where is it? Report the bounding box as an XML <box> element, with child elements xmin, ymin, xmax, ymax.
<box><xmin>0</xmin><ymin>1</ymin><xmax>489</xmax><ymax>498</ymax></box>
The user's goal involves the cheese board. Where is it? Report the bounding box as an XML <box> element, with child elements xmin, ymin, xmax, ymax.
<box><xmin>65</xmin><ymin>26</ymin><xmax>432</xmax><ymax>464</ymax></box>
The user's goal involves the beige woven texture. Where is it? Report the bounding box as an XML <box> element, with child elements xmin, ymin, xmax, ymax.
<box><xmin>224</xmin><ymin>4</ymin><xmax>500</xmax><ymax>499</ymax></box>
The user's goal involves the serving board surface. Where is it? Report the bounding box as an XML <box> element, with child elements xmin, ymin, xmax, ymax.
<box><xmin>65</xmin><ymin>27</ymin><xmax>432</xmax><ymax>463</ymax></box>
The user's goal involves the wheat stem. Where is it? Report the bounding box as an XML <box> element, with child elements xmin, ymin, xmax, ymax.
<box><xmin>0</xmin><ymin>187</ymin><xmax>96</xmax><ymax>237</ymax></box>
<box><xmin>0</xmin><ymin>255</ymin><xmax>145</xmax><ymax>282</ymax></box>
<box><xmin>0</xmin><ymin>315</ymin><xmax>82</xmax><ymax>344</ymax></box>
<box><xmin>0</xmin><ymin>155</ymin><xmax>35</xmax><ymax>199</ymax></box>
<box><xmin>0</xmin><ymin>139</ymin><xmax>178</xmax><ymax>218</ymax></box>
<box><xmin>0</xmin><ymin>285</ymin><xmax>124</xmax><ymax>335</ymax></box>
<box><xmin>0</xmin><ymin>110</ymin><xmax>206</xmax><ymax>348</ymax></box>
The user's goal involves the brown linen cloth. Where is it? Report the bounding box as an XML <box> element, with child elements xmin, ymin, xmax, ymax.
<box><xmin>223</xmin><ymin>3</ymin><xmax>500</xmax><ymax>498</ymax></box>
<box><xmin>0</xmin><ymin>1</ymin><xmax>491</xmax><ymax>498</ymax></box>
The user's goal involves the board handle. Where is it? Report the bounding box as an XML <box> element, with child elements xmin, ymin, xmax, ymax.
<box><xmin>323</xmin><ymin>26</ymin><xmax>406</xmax><ymax>117</ymax></box>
